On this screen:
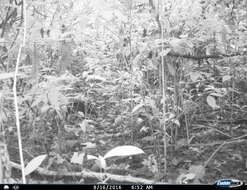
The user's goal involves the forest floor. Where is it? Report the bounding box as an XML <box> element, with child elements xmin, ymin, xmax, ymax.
<box><xmin>7</xmin><ymin>116</ymin><xmax>247</xmax><ymax>184</ymax></box>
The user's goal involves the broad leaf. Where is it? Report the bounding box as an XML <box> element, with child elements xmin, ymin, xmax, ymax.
<box><xmin>81</xmin><ymin>142</ymin><xmax>97</xmax><ymax>149</ymax></box>
<box><xmin>87</xmin><ymin>154</ymin><xmax>98</xmax><ymax>160</ymax></box>
<box><xmin>70</xmin><ymin>152</ymin><xmax>85</xmax><ymax>165</ymax></box>
<box><xmin>25</xmin><ymin>154</ymin><xmax>47</xmax><ymax>176</ymax></box>
<box><xmin>172</xmin><ymin>119</ymin><xmax>180</xmax><ymax>127</ymax></box>
<box><xmin>206</xmin><ymin>95</ymin><xmax>219</xmax><ymax>109</ymax></box>
<box><xmin>86</xmin><ymin>75</ymin><xmax>105</xmax><ymax>82</ymax></box>
<box><xmin>210</xmin><ymin>92</ymin><xmax>224</xmax><ymax>97</ymax></box>
<box><xmin>95</xmin><ymin>155</ymin><xmax>107</xmax><ymax>170</ymax></box>
<box><xmin>189</xmin><ymin>164</ymin><xmax>205</xmax><ymax>183</ymax></box>
<box><xmin>222</xmin><ymin>75</ymin><xmax>231</xmax><ymax>82</ymax></box>
<box><xmin>79</xmin><ymin>120</ymin><xmax>89</xmax><ymax>133</ymax></box>
<box><xmin>131</xmin><ymin>103</ymin><xmax>144</xmax><ymax>114</ymax></box>
<box><xmin>167</xmin><ymin>62</ymin><xmax>176</xmax><ymax>76</ymax></box>
<box><xmin>169</xmin><ymin>38</ymin><xmax>193</xmax><ymax>54</ymax></box>
<box><xmin>183</xmin><ymin>173</ymin><xmax>196</xmax><ymax>183</ymax></box>
<box><xmin>159</xmin><ymin>48</ymin><xmax>171</xmax><ymax>56</ymax></box>
<box><xmin>104</xmin><ymin>145</ymin><xmax>145</xmax><ymax>159</ymax></box>
<box><xmin>190</xmin><ymin>72</ymin><xmax>201</xmax><ymax>82</ymax></box>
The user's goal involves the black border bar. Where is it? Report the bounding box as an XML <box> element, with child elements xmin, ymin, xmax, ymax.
<box><xmin>0</xmin><ymin>184</ymin><xmax>246</xmax><ymax>190</ymax></box>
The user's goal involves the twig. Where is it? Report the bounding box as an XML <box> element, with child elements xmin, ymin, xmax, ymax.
<box><xmin>190</xmin><ymin>139</ymin><xmax>247</xmax><ymax>147</ymax></box>
<box><xmin>204</xmin><ymin>141</ymin><xmax>226</xmax><ymax>168</ymax></box>
<box><xmin>144</xmin><ymin>139</ymin><xmax>247</xmax><ymax>149</ymax></box>
<box><xmin>194</xmin><ymin>119</ymin><xmax>247</xmax><ymax>125</ymax></box>
<box><xmin>193</xmin><ymin>125</ymin><xmax>232</xmax><ymax>138</ymax></box>
<box><xmin>160</xmin><ymin>0</ymin><xmax>167</xmax><ymax>180</ymax></box>
<box><xmin>32</xmin><ymin>6</ymin><xmax>48</xmax><ymax>18</ymax></box>
<box><xmin>230</xmin><ymin>133</ymin><xmax>247</xmax><ymax>141</ymax></box>
<box><xmin>13</xmin><ymin>0</ymin><xmax>26</xmax><ymax>184</ymax></box>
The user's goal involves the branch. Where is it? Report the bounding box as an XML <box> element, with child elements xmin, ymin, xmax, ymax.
<box><xmin>144</xmin><ymin>139</ymin><xmax>247</xmax><ymax>149</ymax></box>
<box><xmin>0</xmin><ymin>5</ymin><xmax>20</xmax><ymax>37</ymax></box>
<box><xmin>204</xmin><ymin>141</ymin><xmax>225</xmax><ymax>167</ymax></box>
<box><xmin>32</xmin><ymin>6</ymin><xmax>48</xmax><ymax>18</ymax></box>
<box><xmin>149</xmin><ymin>0</ymin><xmax>162</xmax><ymax>34</ymax></box>
<box><xmin>0</xmin><ymin>6</ymin><xmax>11</xmax><ymax>37</ymax></box>
<box><xmin>167</xmin><ymin>52</ymin><xmax>247</xmax><ymax>60</ymax></box>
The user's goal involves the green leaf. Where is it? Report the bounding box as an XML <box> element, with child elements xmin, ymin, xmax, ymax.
<box><xmin>190</xmin><ymin>72</ymin><xmax>201</xmax><ymax>82</ymax></box>
<box><xmin>159</xmin><ymin>48</ymin><xmax>171</xmax><ymax>56</ymax></box>
<box><xmin>86</xmin><ymin>75</ymin><xmax>106</xmax><ymax>82</ymax></box>
<box><xmin>169</xmin><ymin>38</ymin><xmax>193</xmax><ymax>54</ymax></box>
<box><xmin>167</xmin><ymin>63</ymin><xmax>176</xmax><ymax>76</ymax></box>
<box><xmin>209</xmin><ymin>92</ymin><xmax>224</xmax><ymax>97</ymax></box>
<box><xmin>70</xmin><ymin>152</ymin><xmax>85</xmax><ymax>165</ymax></box>
<box><xmin>95</xmin><ymin>155</ymin><xmax>107</xmax><ymax>170</ymax></box>
<box><xmin>79</xmin><ymin>120</ymin><xmax>89</xmax><ymax>133</ymax></box>
<box><xmin>131</xmin><ymin>103</ymin><xmax>144</xmax><ymax>114</ymax></box>
<box><xmin>206</xmin><ymin>95</ymin><xmax>219</xmax><ymax>109</ymax></box>
<box><xmin>87</xmin><ymin>154</ymin><xmax>98</xmax><ymax>160</ymax></box>
<box><xmin>81</xmin><ymin>142</ymin><xmax>97</xmax><ymax>149</ymax></box>
<box><xmin>189</xmin><ymin>164</ymin><xmax>205</xmax><ymax>183</ymax></box>
<box><xmin>172</xmin><ymin>119</ymin><xmax>180</xmax><ymax>127</ymax></box>
<box><xmin>222</xmin><ymin>75</ymin><xmax>231</xmax><ymax>82</ymax></box>
<box><xmin>104</xmin><ymin>145</ymin><xmax>145</xmax><ymax>159</ymax></box>
<box><xmin>40</xmin><ymin>105</ymin><xmax>51</xmax><ymax>113</ymax></box>
<box><xmin>25</xmin><ymin>154</ymin><xmax>47</xmax><ymax>176</ymax></box>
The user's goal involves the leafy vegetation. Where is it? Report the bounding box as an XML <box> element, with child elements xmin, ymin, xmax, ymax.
<box><xmin>0</xmin><ymin>0</ymin><xmax>247</xmax><ymax>184</ymax></box>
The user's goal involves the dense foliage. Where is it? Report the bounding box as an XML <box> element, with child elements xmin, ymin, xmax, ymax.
<box><xmin>0</xmin><ymin>0</ymin><xmax>247</xmax><ymax>184</ymax></box>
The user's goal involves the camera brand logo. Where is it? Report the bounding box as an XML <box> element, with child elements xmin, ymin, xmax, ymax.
<box><xmin>3</xmin><ymin>185</ymin><xmax>9</xmax><ymax>190</ymax></box>
<box><xmin>215</xmin><ymin>179</ymin><xmax>244</xmax><ymax>188</ymax></box>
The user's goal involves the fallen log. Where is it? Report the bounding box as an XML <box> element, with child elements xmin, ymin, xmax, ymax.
<box><xmin>9</xmin><ymin>161</ymin><xmax>156</xmax><ymax>184</ymax></box>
